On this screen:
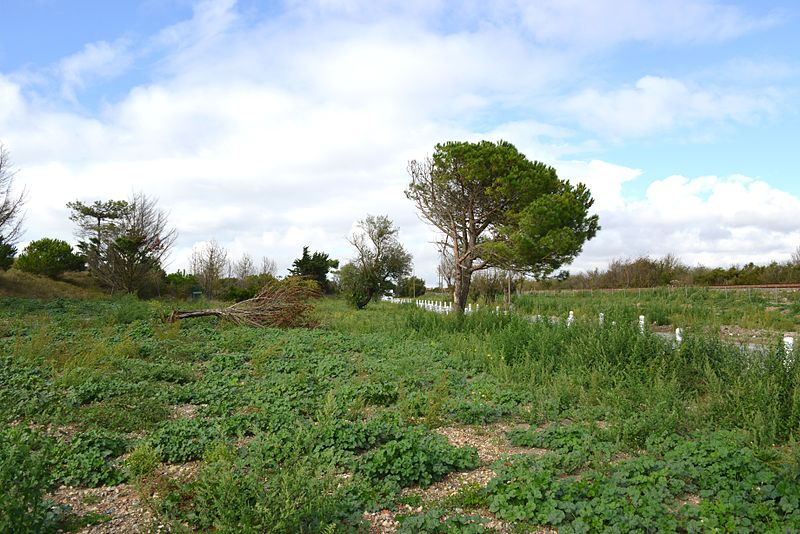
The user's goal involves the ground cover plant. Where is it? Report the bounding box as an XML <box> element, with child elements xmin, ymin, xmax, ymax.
<box><xmin>0</xmin><ymin>290</ymin><xmax>798</xmax><ymax>532</ymax></box>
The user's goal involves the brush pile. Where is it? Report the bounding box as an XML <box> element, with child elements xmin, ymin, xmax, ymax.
<box><xmin>168</xmin><ymin>280</ymin><xmax>320</xmax><ymax>327</ymax></box>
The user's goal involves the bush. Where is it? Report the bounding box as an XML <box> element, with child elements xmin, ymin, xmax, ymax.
<box><xmin>0</xmin><ymin>427</ymin><xmax>57</xmax><ymax>532</ymax></box>
<box><xmin>16</xmin><ymin>238</ymin><xmax>85</xmax><ymax>279</ymax></box>
<box><xmin>0</xmin><ymin>237</ymin><xmax>15</xmax><ymax>271</ymax></box>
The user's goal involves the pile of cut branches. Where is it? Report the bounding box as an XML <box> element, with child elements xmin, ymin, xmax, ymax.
<box><xmin>168</xmin><ymin>281</ymin><xmax>320</xmax><ymax>327</ymax></box>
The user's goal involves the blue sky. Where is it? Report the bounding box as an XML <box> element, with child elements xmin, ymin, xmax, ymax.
<box><xmin>1</xmin><ymin>0</ymin><xmax>799</xmax><ymax>282</ymax></box>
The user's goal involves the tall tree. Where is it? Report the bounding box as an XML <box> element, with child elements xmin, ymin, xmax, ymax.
<box><xmin>0</xmin><ymin>143</ymin><xmax>26</xmax><ymax>269</ymax></box>
<box><xmin>68</xmin><ymin>193</ymin><xmax>177</xmax><ymax>294</ymax></box>
<box><xmin>407</xmin><ymin>140</ymin><xmax>599</xmax><ymax>312</ymax></box>
<box><xmin>341</xmin><ymin>215</ymin><xmax>412</xmax><ymax>309</ymax></box>
<box><xmin>288</xmin><ymin>246</ymin><xmax>339</xmax><ymax>293</ymax></box>
<box><xmin>67</xmin><ymin>199</ymin><xmax>129</xmax><ymax>274</ymax></box>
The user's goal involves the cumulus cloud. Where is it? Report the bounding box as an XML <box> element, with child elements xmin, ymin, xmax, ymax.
<box><xmin>574</xmin><ymin>174</ymin><xmax>800</xmax><ymax>271</ymax></box>
<box><xmin>1</xmin><ymin>0</ymin><xmax>797</xmax><ymax>284</ymax></box>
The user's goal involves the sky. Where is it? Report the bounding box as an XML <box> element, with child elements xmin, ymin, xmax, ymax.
<box><xmin>1</xmin><ymin>0</ymin><xmax>799</xmax><ymax>284</ymax></box>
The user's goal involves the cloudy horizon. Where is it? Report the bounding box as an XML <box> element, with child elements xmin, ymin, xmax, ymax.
<box><xmin>2</xmin><ymin>0</ymin><xmax>799</xmax><ymax>285</ymax></box>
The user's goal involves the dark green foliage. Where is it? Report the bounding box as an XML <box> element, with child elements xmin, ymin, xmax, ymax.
<box><xmin>148</xmin><ymin>418</ymin><xmax>222</xmax><ymax>463</ymax></box>
<box><xmin>288</xmin><ymin>246</ymin><xmax>339</xmax><ymax>293</ymax></box>
<box><xmin>0</xmin><ymin>236</ymin><xmax>15</xmax><ymax>271</ymax></box>
<box><xmin>398</xmin><ymin>509</ymin><xmax>489</xmax><ymax>533</ymax></box>
<box><xmin>16</xmin><ymin>238</ymin><xmax>85</xmax><ymax>279</ymax></box>
<box><xmin>485</xmin><ymin>431</ymin><xmax>800</xmax><ymax>531</ymax></box>
<box><xmin>357</xmin><ymin>426</ymin><xmax>479</xmax><ymax>489</ymax></box>
<box><xmin>54</xmin><ymin>429</ymin><xmax>128</xmax><ymax>487</ymax></box>
<box><xmin>396</xmin><ymin>276</ymin><xmax>427</xmax><ymax>298</ymax></box>
<box><xmin>342</xmin><ymin>215</ymin><xmax>412</xmax><ymax>309</ymax></box>
<box><xmin>0</xmin><ymin>427</ymin><xmax>57</xmax><ymax>533</ymax></box>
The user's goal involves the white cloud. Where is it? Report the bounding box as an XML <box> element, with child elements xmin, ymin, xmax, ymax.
<box><xmin>563</xmin><ymin>76</ymin><xmax>779</xmax><ymax>137</ymax></box>
<box><xmin>572</xmin><ymin>174</ymin><xmax>800</xmax><ymax>271</ymax></box>
<box><xmin>58</xmin><ymin>39</ymin><xmax>132</xmax><ymax>101</ymax></box>
<box><xmin>515</xmin><ymin>0</ymin><xmax>780</xmax><ymax>49</ymax></box>
<box><xmin>3</xmin><ymin>0</ymin><xmax>798</xmax><ymax>286</ymax></box>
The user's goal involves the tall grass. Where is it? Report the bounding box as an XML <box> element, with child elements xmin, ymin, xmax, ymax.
<box><xmin>325</xmin><ymin>300</ymin><xmax>800</xmax><ymax>448</ymax></box>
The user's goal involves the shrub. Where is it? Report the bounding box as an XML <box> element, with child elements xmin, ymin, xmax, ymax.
<box><xmin>0</xmin><ymin>427</ymin><xmax>57</xmax><ymax>532</ymax></box>
<box><xmin>16</xmin><ymin>238</ymin><xmax>85</xmax><ymax>279</ymax></box>
<box><xmin>0</xmin><ymin>237</ymin><xmax>15</xmax><ymax>271</ymax></box>
<box><xmin>126</xmin><ymin>444</ymin><xmax>160</xmax><ymax>479</ymax></box>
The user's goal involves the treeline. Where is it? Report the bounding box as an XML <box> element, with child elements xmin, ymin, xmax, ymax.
<box><xmin>528</xmin><ymin>253</ymin><xmax>800</xmax><ymax>290</ymax></box>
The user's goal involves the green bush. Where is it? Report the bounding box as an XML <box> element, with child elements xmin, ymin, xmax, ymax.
<box><xmin>126</xmin><ymin>444</ymin><xmax>160</xmax><ymax>479</ymax></box>
<box><xmin>0</xmin><ymin>427</ymin><xmax>57</xmax><ymax>533</ymax></box>
<box><xmin>0</xmin><ymin>237</ymin><xmax>15</xmax><ymax>271</ymax></box>
<box><xmin>16</xmin><ymin>238</ymin><xmax>85</xmax><ymax>279</ymax></box>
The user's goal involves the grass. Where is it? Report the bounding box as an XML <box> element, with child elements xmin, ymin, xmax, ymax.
<box><xmin>1</xmin><ymin>294</ymin><xmax>800</xmax><ymax>532</ymax></box>
<box><xmin>0</xmin><ymin>269</ymin><xmax>104</xmax><ymax>299</ymax></box>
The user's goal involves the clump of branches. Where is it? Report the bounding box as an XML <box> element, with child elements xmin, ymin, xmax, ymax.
<box><xmin>168</xmin><ymin>278</ymin><xmax>320</xmax><ymax>327</ymax></box>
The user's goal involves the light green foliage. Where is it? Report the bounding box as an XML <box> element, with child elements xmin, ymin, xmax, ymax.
<box><xmin>126</xmin><ymin>444</ymin><xmax>160</xmax><ymax>479</ymax></box>
<box><xmin>16</xmin><ymin>238</ymin><xmax>85</xmax><ymax>279</ymax></box>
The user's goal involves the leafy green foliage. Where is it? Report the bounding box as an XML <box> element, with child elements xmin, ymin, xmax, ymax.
<box><xmin>126</xmin><ymin>444</ymin><xmax>160</xmax><ymax>479</ymax></box>
<box><xmin>55</xmin><ymin>429</ymin><xmax>129</xmax><ymax>487</ymax></box>
<box><xmin>0</xmin><ymin>427</ymin><xmax>58</xmax><ymax>533</ymax></box>
<box><xmin>398</xmin><ymin>508</ymin><xmax>489</xmax><ymax>533</ymax></box>
<box><xmin>0</xmin><ymin>236</ymin><xmax>15</xmax><ymax>271</ymax></box>
<box><xmin>288</xmin><ymin>246</ymin><xmax>339</xmax><ymax>293</ymax></box>
<box><xmin>148</xmin><ymin>418</ymin><xmax>222</xmax><ymax>463</ymax></box>
<box><xmin>357</xmin><ymin>426</ymin><xmax>479</xmax><ymax>489</ymax></box>
<box><xmin>485</xmin><ymin>431</ymin><xmax>800</xmax><ymax>531</ymax></box>
<box><xmin>16</xmin><ymin>238</ymin><xmax>85</xmax><ymax>279</ymax></box>
<box><xmin>396</xmin><ymin>276</ymin><xmax>427</xmax><ymax>298</ymax></box>
<box><xmin>342</xmin><ymin>215</ymin><xmax>412</xmax><ymax>308</ymax></box>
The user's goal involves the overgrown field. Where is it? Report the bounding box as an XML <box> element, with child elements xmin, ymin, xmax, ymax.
<box><xmin>2</xmin><ymin>295</ymin><xmax>800</xmax><ymax>532</ymax></box>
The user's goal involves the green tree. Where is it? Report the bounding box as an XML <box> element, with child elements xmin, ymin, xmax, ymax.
<box><xmin>0</xmin><ymin>237</ymin><xmax>14</xmax><ymax>271</ymax></box>
<box><xmin>395</xmin><ymin>276</ymin><xmax>426</xmax><ymax>298</ymax></box>
<box><xmin>288</xmin><ymin>246</ymin><xmax>339</xmax><ymax>293</ymax></box>
<box><xmin>342</xmin><ymin>215</ymin><xmax>412</xmax><ymax>309</ymax></box>
<box><xmin>68</xmin><ymin>193</ymin><xmax>176</xmax><ymax>294</ymax></box>
<box><xmin>407</xmin><ymin>140</ymin><xmax>599</xmax><ymax>312</ymax></box>
<box><xmin>16</xmin><ymin>238</ymin><xmax>85</xmax><ymax>279</ymax></box>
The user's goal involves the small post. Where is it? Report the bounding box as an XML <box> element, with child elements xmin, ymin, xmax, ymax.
<box><xmin>675</xmin><ymin>327</ymin><xmax>683</xmax><ymax>346</ymax></box>
<box><xmin>468</xmin><ymin>303</ymin><xmax>473</xmax><ymax>313</ymax></box>
<box><xmin>639</xmin><ymin>315</ymin><xmax>645</xmax><ymax>334</ymax></box>
<box><xmin>496</xmin><ymin>305</ymin><xmax>500</xmax><ymax>314</ymax></box>
<box><xmin>567</xmin><ymin>311</ymin><xmax>575</xmax><ymax>327</ymax></box>
<box><xmin>785</xmin><ymin>336</ymin><xmax>794</xmax><ymax>355</ymax></box>
<box><xmin>599</xmin><ymin>312</ymin><xmax>604</xmax><ymax>326</ymax></box>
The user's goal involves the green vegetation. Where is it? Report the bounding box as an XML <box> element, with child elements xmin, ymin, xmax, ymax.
<box><xmin>16</xmin><ymin>238</ymin><xmax>85</xmax><ymax>279</ymax></box>
<box><xmin>510</xmin><ymin>285</ymin><xmax>800</xmax><ymax>333</ymax></box>
<box><xmin>1</xmin><ymin>291</ymin><xmax>799</xmax><ymax>532</ymax></box>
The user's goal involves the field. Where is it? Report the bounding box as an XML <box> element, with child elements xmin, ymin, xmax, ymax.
<box><xmin>2</xmin><ymin>291</ymin><xmax>800</xmax><ymax>533</ymax></box>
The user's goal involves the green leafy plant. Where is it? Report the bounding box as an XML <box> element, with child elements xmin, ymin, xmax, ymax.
<box><xmin>0</xmin><ymin>427</ymin><xmax>58</xmax><ymax>533</ymax></box>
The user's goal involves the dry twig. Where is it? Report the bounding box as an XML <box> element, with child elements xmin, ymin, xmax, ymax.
<box><xmin>168</xmin><ymin>282</ymin><xmax>319</xmax><ymax>327</ymax></box>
